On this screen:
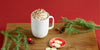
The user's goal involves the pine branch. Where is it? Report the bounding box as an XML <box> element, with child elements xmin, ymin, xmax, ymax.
<box><xmin>59</xmin><ymin>17</ymin><xmax>100</xmax><ymax>35</ymax></box>
<box><xmin>1</xmin><ymin>27</ymin><xmax>30</xmax><ymax>50</ymax></box>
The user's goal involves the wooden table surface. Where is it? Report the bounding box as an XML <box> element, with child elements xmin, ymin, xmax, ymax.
<box><xmin>6</xmin><ymin>23</ymin><xmax>99</xmax><ymax>50</ymax></box>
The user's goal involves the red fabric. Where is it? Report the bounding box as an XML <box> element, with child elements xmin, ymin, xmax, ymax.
<box><xmin>0</xmin><ymin>0</ymin><xmax>100</xmax><ymax>49</ymax></box>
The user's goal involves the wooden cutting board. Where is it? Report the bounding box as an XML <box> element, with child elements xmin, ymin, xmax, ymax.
<box><xmin>6</xmin><ymin>23</ymin><xmax>99</xmax><ymax>50</ymax></box>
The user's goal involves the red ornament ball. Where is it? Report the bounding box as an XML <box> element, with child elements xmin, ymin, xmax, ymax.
<box><xmin>27</xmin><ymin>37</ymin><xmax>32</xmax><ymax>42</ymax></box>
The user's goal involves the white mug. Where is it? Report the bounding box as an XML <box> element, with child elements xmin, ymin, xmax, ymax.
<box><xmin>31</xmin><ymin>14</ymin><xmax>54</xmax><ymax>38</ymax></box>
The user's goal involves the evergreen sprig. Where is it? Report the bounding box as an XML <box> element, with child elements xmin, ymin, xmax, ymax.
<box><xmin>59</xmin><ymin>17</ymin><xmax>100</xmax><ymax>35</ymax></box>
<box><xmin>0</xmin><ymin>27</ymin><xmax>30</xmax><ymax>50</ymax></box>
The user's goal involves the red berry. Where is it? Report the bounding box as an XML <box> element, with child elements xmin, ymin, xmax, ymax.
<box><xmin>27</xmin><ymin>37</ymin><xmax>32</xmax><ymax>42</ymax></box>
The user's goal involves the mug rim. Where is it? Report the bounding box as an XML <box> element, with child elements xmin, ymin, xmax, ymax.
<box><xmin>31</xmin><ymin>16</ymin><xmax>50</xmax><ymax>21</ymax></box>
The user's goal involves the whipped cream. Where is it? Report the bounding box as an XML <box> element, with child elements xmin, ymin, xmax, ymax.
<box><xmin>32</xmin><ymin>9</ymin><xmax>49</xmax><ymax>21</ymax></box>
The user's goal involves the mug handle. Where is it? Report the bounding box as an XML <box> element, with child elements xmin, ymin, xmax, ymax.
<box><xmin>49</xmin><ymin>16</ymin><xmax>54</xmax><ymax>29</ymax></box>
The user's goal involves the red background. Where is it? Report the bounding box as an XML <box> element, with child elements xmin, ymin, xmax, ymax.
<box><xmin>0</xmin><ymin>0</ymin><xmax>100</xmax><ymax>49</ymax></box>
